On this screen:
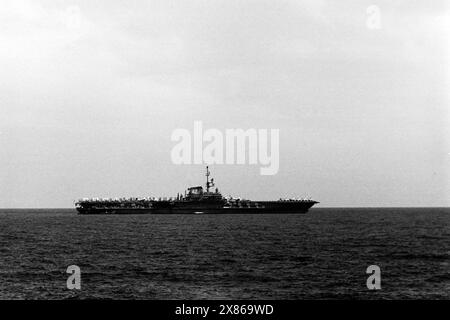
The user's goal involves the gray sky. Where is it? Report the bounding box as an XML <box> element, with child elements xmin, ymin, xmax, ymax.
<box><xmin>0</xmin><ymin>0</ymin><xmax>449</xmax><ymax>207</ymax></box>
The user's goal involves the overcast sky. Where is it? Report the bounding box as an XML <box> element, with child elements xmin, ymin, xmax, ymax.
<box><xmin>0</xmin><ymin>0</ymin><xmax>449</xmax><ymax>207</ymax></box>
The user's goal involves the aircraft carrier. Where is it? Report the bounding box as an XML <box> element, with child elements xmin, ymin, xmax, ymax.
<box><xmin>75</xmin><ymin>167</ymin><xmax>318</xmax><ymax>214</ymax></box>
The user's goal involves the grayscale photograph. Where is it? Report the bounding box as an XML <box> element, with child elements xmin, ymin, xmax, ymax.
<box><xmin>0</xmin><ymin>0</ymin><xmax>448</xmax><ymax>309</ymax></box>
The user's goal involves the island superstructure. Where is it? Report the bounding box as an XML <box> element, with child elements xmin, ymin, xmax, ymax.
<box><xmin>75</xmin><ymin>167</ymin><xmax>318</xmax><ymax>214</ymax></box>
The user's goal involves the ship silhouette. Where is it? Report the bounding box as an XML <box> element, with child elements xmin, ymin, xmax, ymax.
<box><xmin>75</xmin><ymin>167</ymin><xmax>318</xmax><ymax>214</ymax></box>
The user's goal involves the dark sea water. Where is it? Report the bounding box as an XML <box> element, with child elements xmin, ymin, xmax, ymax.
<box><xmin>0</xmin><ymin>208</ymin><xmax>449</xmax><ymax>300</ymax></box>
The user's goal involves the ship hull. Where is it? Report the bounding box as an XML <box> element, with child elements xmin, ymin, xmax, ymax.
<box><xmin>76</xmin><ymin>201</ymin><xmax>317</xmax><ymax>215</ymax></box>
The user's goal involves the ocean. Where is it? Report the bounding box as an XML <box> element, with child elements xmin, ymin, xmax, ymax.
<box><xmin>0</xmin><ymin>208</ymin><xmax>448</xmax><ymax>299</ymax></box>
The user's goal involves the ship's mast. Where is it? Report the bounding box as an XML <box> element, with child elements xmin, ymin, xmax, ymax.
<box><xmin>206</xmin><ymin>166</ymin><xmax>210</xmax><ymax>192</ymax></box>
<box><xmin>205</xmin><ymin>166</ymin><xmax>214</xmax><ymax>193</ymax></box>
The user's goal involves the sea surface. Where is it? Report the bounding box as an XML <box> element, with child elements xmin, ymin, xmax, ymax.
<box><xmin>0</xmin><ymin>208</ymin><xmax>449</xmax><ymax>299</ymax></box>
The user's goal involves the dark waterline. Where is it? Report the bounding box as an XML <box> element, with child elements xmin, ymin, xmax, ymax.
<box><xmin>0</xmin><ymin>208</ymin><xmax>449</xmax><ymax>299</ymax></box>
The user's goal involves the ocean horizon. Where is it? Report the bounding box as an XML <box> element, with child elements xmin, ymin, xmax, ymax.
<box><xmin>1</xmin><ymin>207</ymin><xmax>449</xmax><ymax>299</ymax></box>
